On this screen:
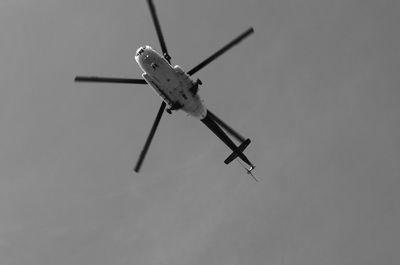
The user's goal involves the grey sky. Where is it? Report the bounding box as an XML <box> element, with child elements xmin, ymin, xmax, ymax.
<box><xmin>1</xmin><ymin>0</ymin><xmax>400</xmax><ymax>264</ymax></box>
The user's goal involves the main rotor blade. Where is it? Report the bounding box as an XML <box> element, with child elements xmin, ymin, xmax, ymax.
<box><xmin>75</xmin><ymin>76</ymin><xmax>147</xmax><ymax>84</ymax></box>
<box><xmin>134</xmin><ymin>101</ymin><xmax>166</xmax><ymax>173</ymax></box>
<box><xmin>147</xmin><ymin>0</ymin><xmax>169</xmax><ymax>58</ymax></box>
<box><xmin>187</xmin><ymin>27</ymin><xmax>254</xmax><ymax>76</ymax></box>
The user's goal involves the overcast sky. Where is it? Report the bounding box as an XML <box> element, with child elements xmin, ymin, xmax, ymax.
<box><xmin>1</xmin><ymin>0</ymin><xmax>400</xmax><ymax>264</ymax></box>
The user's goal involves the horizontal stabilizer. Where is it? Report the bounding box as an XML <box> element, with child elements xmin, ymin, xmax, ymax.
<box><xmin>224</xmin><ymin>139</ymin><xmax>251</xmax><ymax>165</ymax></box>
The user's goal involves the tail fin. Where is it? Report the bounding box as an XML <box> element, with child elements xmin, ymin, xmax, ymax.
<box><xmin>224</xmin><ymin>139</ymin><xmax>251</xmax><ymax>165</ymax></box>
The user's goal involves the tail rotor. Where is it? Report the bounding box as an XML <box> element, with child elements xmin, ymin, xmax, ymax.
<box><xmin>237</xmin><ymin>160</ymin><xmax>258</xmax><ymax>182</ymax></box>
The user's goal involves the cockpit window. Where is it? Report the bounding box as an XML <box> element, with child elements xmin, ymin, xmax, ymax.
<box><xmin>136</xmin><ymin>48</ymin><xmax>145</xmax><ymax>56</ymax></box>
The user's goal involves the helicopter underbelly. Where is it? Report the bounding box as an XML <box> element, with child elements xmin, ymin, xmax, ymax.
<box><xmin>142</xmin><ymin>67</ymin><xmax>206</xmax><ymax>119</ymax></box>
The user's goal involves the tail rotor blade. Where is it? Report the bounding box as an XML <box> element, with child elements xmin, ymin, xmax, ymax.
<box><xmin>187</xmin><ymin>27</ymin><xmax>254</xmax><ymax>76</ymax></box>
<box><xmin>75</xmin><ymin>76</ymin><xmax>147</xmax><ymax>84</ymax></box>
<box><xmin>134</xmin><ymin>101</ymin><xmax>166</xmax><ymax>173</ymax></box>
<box><xmin>147</xmin><ymin>0</ymin><xmax>169</xmax><ymax>60</ymax></box>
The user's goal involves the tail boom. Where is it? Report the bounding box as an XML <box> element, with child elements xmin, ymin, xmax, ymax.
<box><xmin>201</xmin><ymin>111</ymin><xmax>254</xmax><ymax>169</ymax></box>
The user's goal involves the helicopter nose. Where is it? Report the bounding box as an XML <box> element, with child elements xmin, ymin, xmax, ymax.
<box><xmin>136</xmin><ymin>45</ymin><xmax>153</xmax><ymax>55</ymax></box>
<box><xmin>135</xmin><ymin>46</ymin><xmax>144</xmax><ymax>57</ymax></box>
<box><xmin>135</xmin><ymin>46</ymin><xmax>147</xmax><ymax>65</ymax></box>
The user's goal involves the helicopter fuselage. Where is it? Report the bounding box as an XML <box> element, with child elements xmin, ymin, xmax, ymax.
<box><xmin>135</xmin><ymin>46</ymin><xmax>207</xmax><ymax>119</ymax></box>
<box><xmin>75</xmin><ymin>0</ymin><xmax>256</xmax><ymax>175</ymax></box>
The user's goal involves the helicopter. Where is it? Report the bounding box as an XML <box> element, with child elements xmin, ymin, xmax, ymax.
<box><xmin>75</xmin><ymin>0</ymin><xmax>256</xmax><ymax>179</ymax></box>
